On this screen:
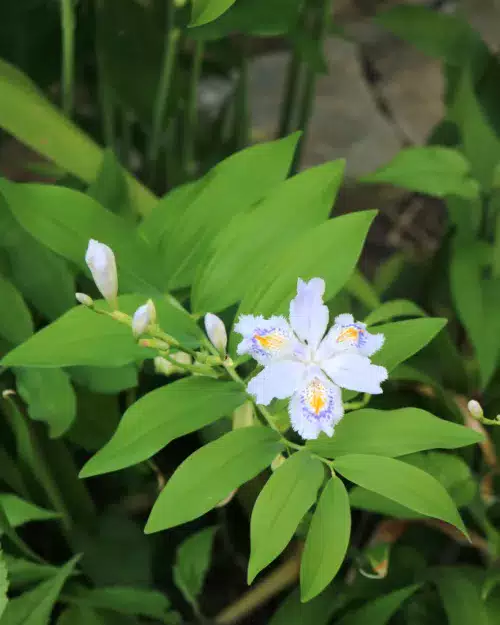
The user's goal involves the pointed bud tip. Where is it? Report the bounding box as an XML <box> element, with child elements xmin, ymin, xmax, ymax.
<box><xmin>75</xmin><ymin>292</ymin><xmax>94</xmax><ymax>307</ymax></box>
<box><xmin>132</xmin><ymin>300</ymin><xmax>156</xmax><ymax>336</ymax></box>
<box><xmin>204</xmin><ymin>313</ymin><xmax>228</xmax><ymax>353</ymax></box>
<box><xmin>468</xmin><ymin>399</ymin><xmax>483</xmax><ymax>419</ymax></box>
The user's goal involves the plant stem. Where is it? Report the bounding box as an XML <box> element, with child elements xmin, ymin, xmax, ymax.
<box><xmin>292</xmin><ymin>0</ymin><xmax>330</xmax><ymax>173</ymax></box>
<box><xmin>147</xmin><ymin>2</ymin><xmax>180</xmax><ymax>177</ymax></box>
<box><xmin>183</xmin><ymin>40</ymin><xmax>204</xmax><ymax>178</ymax></box>
<box><xmin>277</xmin><ymin>49</ymin><xmax>302</xmax><ymax>138</ymax></box>
<box><xmin>60</xmin><ymin>0</ymin><xmax>76</xmax><ymax>116</ymax></box>
<box><xmin>95</xmin><ymin>17</ymin><xmax>116</xmax><ymax>150</ymax></box>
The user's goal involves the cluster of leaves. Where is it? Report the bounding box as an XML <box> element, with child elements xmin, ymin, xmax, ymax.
<box><xmin>0</xmin><ymin>1</ymin><xmax>499</xmax><ymax>625</ymax></box>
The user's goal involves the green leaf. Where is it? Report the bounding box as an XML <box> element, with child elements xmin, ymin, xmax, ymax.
<box><xmin>434</xmin><ymin>567</ymin><xmax>489</xmax><ymax>625</ymax></box>
<box><xmin>450</xmin><ymin>238</ymin><xmax>500</xmax><ymax>388</ymax></box>
<box><xmin>233</xmin><ymin>211</ymin><xmax>376</xmax><ymax>337</ymax></box>
<box><xmin>88</xmin><ymin>150</ymin><xmax>133</xmax><ymax>220</ymax></box>
<box><xmin>192</xmin><ymin>160</ymin><xmax>344</xmax><ymax>313</ymax></box>
<box><xmin>333</xmin><ymin>454</ymin><xmax>467</xmax><ymax>536</ymax></box>
<box><xmin>370</xmin><ymin>317</ymin><xmax>447</xmax><ymax>372</ymax></box>
<box><xmin>0</xmin><ymin>494</ymin><xmax>58</xmax><ymax>529</ymax></box>
<box><xmin>190</xmin><ymin>0</ymin><xmax>237</xmax><ymax>27</ymax></box>
<box><xmin>0</xmin><ymin>180</ymin><xmax>163</xmax><ymax>296</ymax></box>
<box><xmin>0</xmin><ymin>274</ymin><xmax>33</xmax><ymax>345</ymax></box>
<box><xmin>161</xmin><ymin>134</ymin><xmax>300</xmax><ymax>289</ymax></box>
<box><xmin>68</xmin><ymin>392</ymin><xmax>121</xmax><ymax>452</ymax></box>
<box><xmin>451</xmin><ymin>67</ymin><xmax>500</xmax><ymax>191</ymax></box>
<box><xmin>350</xmin><ymin>451</ymin><xmax>477</xmax><ymax>519</ymax></box>
<box><xmin>0</xmin><ymin>555</ymin><xmax>79</xmax><ymax>625</ymax></box>
<box><xmin>69</xmin><ymin>586</ymin><xmax>171</xmax><ymax>620</ymax></box>
<box><xmin>80</xmin><ymin>378</ymin><xmax>246</xmax><ymax>477</ymax></box>
<box><xmin>269</xmin><ymin>587</ymin><xmax>342</xmax><ymax>625</ymax></box>
<box><xmin>15</xmin><ymin>368</ymin><xmax>76</xmax><ymax>437</ymax></box>
<box><xmin>364</xmin><ymin>300</ymin><xmax>425</xmax><ymax>326</ymax></box>
<box><xmin>307</xmin><ymin>408</ymin><xmax>482</xmax><ymax>459</ymax></box>
<box><xmin>335</xmin><ymin>584</ymin><xmax>421</xmax><ymax>625</ymax></box>
<box><xmin>2</xmin><ymin>306</ymin><xmax>151</xmax><ymax>368</ymax></box>
<box><xmin>375</xmin><ymin>6</ymin><xmax>487</xmax><ymax>69</ymax></box>
<box><xmin>0</xmin><ymin>193</ymin><xmax>75</xmax><ymax>320</ymax></box>
<box><xmin>190</xmin><ymin>0</ymin><xmax>301</xmax><ymax>39</ymax></box>
<box><xmin>248</xmin><ymin>451</ymin><xmax>324</xmax><ymax>583</ymax></box>
<box><xmin>145</xmin><ymin>427</ymin><xmax>284</xmax><ymax>533</ymax></box>
<box><xmin>69</xmin><ymin>365</ymin><xmax>138</xmax><ymax>395</ymax></box>
<box><xmin>173</xmin><ymin>527</ymin><xmax>217</xmax><ymax>606</ymax></box>
<box><xmin>78</xmin><ymin>511</ymin><xmax>151</xmax><ymax>589</ymax></box>
<box><xmin>4</xmin><ymin>556</ymin><xmax>62</xmax><ymax>590</ymax></box>
<box><xmin>360</xmin><ymin>147</ymin><xmax>475</xmax><ymax>198</ymax></box>
<box><xmin>0</xmin><ymin>546</ymin><xmax>8</xmax><ymax>621</ymax></box>
<box><xmin>300</xmin><ymin>477</ymin><xmax>350</xmax><ymax>601</ymax></box>
<box><xmin>0</xmin><ymin>58</ymin><xmax>155</xmax><ymax>216</ymax></box>
<box><xmin>345</xmin><ymin>270</ymin><xmax>380</xmax><ymax>310</ymax></box>
<box><xmin>57</xmin><ymin>607</ymin><xmax>105</xmax><ymax>625</ymax></box>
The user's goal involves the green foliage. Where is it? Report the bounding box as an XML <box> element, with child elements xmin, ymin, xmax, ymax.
<box><xmin>80</xmin><ymin>378</ymin><xmax>246</xmax><ymax>477</ymax></box>
<box><xmin>300</xmin><ymin>477</ymin><xmax>350</xmax><ymax>601</ymax></box>
<box><xmin>0</xmin><ymin>555</ymin><xmax>79</xmax><ymax>625</ymax></box>
<box><xmin>0</xmin><ymin>493</ymin><xmax>58</xmax><ymax>528</ymax></box>
<box><xmin>248</xmin><ymin>451</ymin><xmax>324</xmax><ymax>582</ymax></box>
<box><xmin>307</xmin><ymin>408</ymin><xmax>482</xmax><ymax>459</ymax></box>
<box><xmin>0</xmin><ymin>546</ymin><xmax>9</xmax><ymax>620</ymax></box>
<box><xmin>190</xmin><ymin>0</ymin><xmax>238</xmax><ymax>27</ymax></box>
<box><xmin>145</xmin><ymin>427</ymin><xmax>284</xmax><ymax>532</ymax></box>
<box><xmin>333</xmin><ymin>454</ymin><xmax>467</xmax><ymax>536</ymax></box>
<box><xmin>173</xmin><ymin>527</ymin><xmax>217</xmax><ymax>609</ymax></box>
<box><xmin>336</xmin><ymin>584</ymin><xmax>421</xmax><ymax>625</ymax></box>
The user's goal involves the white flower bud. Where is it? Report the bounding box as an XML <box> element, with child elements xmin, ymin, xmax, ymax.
<box><xmin>85</xmin><ymin>239</ymin><xmax>118</xmax><ymax>304</ymax></box>
<box><xmin>154</xmin><ymin>352</ymin><xmax>192</xmax><ymax>376</ymax></box>
<box><xmin>75</xmin><ymin>292</ymin><xmax>94</xmax><ymax>307</ymax></box>
<box><xmin>468</xmin><ymin>399</ymin><xmax>484</xmax><ymax>419</ymax></box>
<box><xmin>132</xmin><ymin>299</ymin><xmax>156</xmax><ymax>336</ymax></box>
<box><xmin>204</xmin><ymin>313</ymin><xmax>227</xmax><ymax>353</ymax></box>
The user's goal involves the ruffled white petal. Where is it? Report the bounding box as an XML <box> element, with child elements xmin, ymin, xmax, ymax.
<box><xmin>289</xmin><ymin>374</ymin><xmax>343</xmax><ymax>440</ymax></box>
<box><xmin>321</xmin><ymin>352</ymin><xmax>387</xmax><ymax>395</ymax></box>
<box><xmin>317</xmin><ymin>313</ymin><xmax>385</xmax><ymax>359</ymax></box>
<box><xmin>247</xmin><ymin>360</ymin><xmax>307</xmax><ymax>406</ymax></box>
<box><xmin>234</xmin><ymin>314</ymin><xmax>296</xmax><ymax>364</ymax></box>
<box><xmin>289</xmin><ymin>278</ymin><xmax>329</xmax><ymax>349</ymax></box>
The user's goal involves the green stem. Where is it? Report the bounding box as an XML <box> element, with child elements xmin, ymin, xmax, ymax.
<box><xmin>292</xmin><ymin>0</ymin><xmax>330</xmax><ymax>173</ymax></box>
<box><xmin>183</xmin><ymin>40</ymin><xmax>204</xmax><ymax>178</ymax></box>
<box><xmin>344</xmin><ymin>393</ymin><xmax>371</xmax><ymax>412</ymax></box>
<box><xmin>147</xmin><ymin>3</ymin><xmax>180</xmax><ymax>176</ymax></box>
<box><xmin>277</xmin><ymin>49</ymin><xmax>302</xmax><ymax>138</ymax></box>
<box><xmin>95</xmin><ymin>18</ymin><xmax>116</xmax><ymax>150</ymax></box>
<box><xmin>60</xmin><ymin>0</ymin><xmax>76</xmax><ymax>116</ymax></box>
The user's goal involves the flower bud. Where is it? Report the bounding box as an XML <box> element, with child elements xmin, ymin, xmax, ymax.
<box><xmin>75</xmin><ymin>292</ymin><xmax>94</xmax><ymax>307</ymax></box>
<box><xmin>271</xmin><ymin>453</ymin><xmax>286</xmax><ymax>472</ymax></box>
<box><xmin>132</xmin><ymin>299</ymin><xmax>156</xmax><ymax>336</ymax></box>
<box><xmin>154</xmin><ymin>352</ymin><xmax>192</xmax><ymax>376</ymax></box>
<box><xmin>468</xmin><ymin>399</ymin><xmax>484</xmax><ymax>419</ymax></box>
<box><xmin>204</xmin><ymin>313</ymin><xmax>227</xmax><ymax>353</ymax></box>
<box><xmin>85</xmin><ymin>239</ymin><xmax>118</xmax><ymax>304</ymax></box>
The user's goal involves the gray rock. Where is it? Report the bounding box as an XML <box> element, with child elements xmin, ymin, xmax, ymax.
<box><xmin>249</xmin><ymin>38</ymin><xmax>403</xmax><ymax>177</ymax></box>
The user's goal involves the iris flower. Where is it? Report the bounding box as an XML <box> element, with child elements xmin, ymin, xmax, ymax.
<box><xmin>235</xmin><ymin>278</ymin><xmax>387</xmax><ymax>440</ymax></box>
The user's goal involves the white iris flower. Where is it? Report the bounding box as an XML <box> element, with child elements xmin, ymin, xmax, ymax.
<box><xmin>235</xmin><ymin>278</ymin><xmax>387</xmax><ymax>440</ymax></box>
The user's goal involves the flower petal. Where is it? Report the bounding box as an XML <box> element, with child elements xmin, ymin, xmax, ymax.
<box><xmin>289</xmin><ymin>278</ymin><xmax>329</xmax><ymax>349</ymax></box>
<box><xmin>234</xmin><ymin>314</ymin><xmax>297</xmax><ymax>364</ymax></box>
<box><xmin>317</xmin><ymin>313</ymin><xmax>385</xmax><ymax>359</ymax></box>
<box><xmin>247</xmin><ymin>361</ymin><xmax>306</xmax><ymax>406</ymax></box>
<box><xmin>322</xmin><ymin>352</ymin><xmax>387</xmax><ymax>395</ymax></box>
<box><xmin>85</xmin><ymin>239</ymin><xmax>118</xmax><ymax>303</ymax></box>
<box><xmin>289</xmin><ymin>375</ymin><xmax>343</xmax><ymax>440</ymax></box>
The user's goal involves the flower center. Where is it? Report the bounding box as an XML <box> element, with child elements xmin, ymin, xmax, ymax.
<box><xmin>305</xmin><ymin>378</ymin><xmax>328</xmax><ymax>415</ymax></box>
<box><xmin>254</xmin><ymin>332</ymin><xmax>287</xmax><ymax>351</ymax></box>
